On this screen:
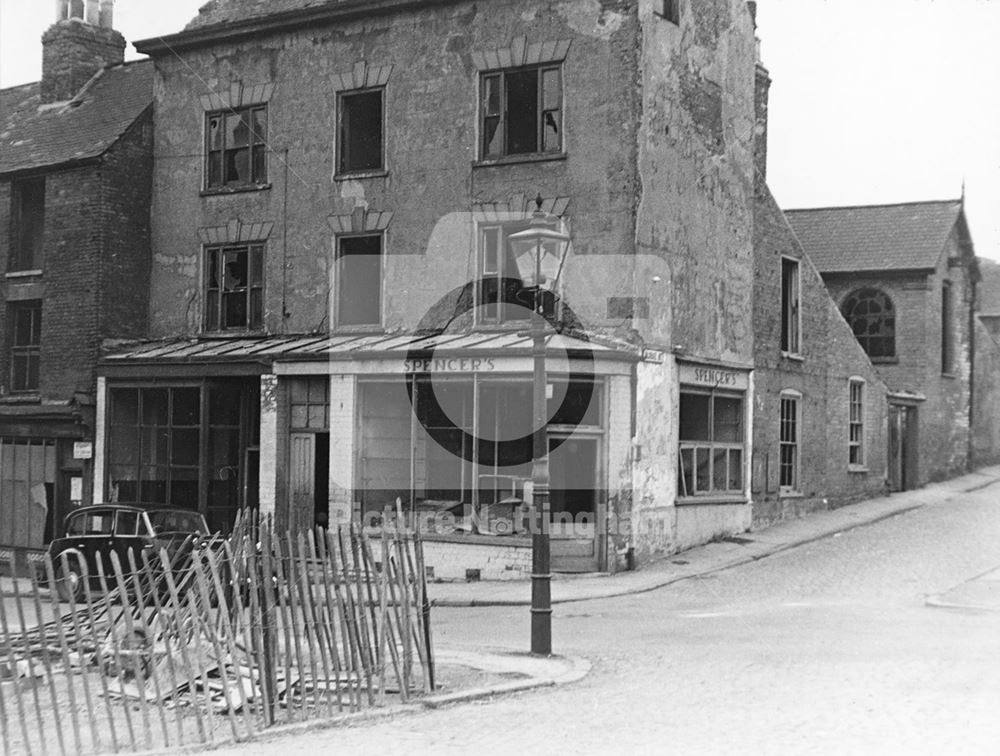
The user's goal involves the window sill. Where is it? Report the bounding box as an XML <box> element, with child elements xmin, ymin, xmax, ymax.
<box><xmin>5</xmin><ymin>269</ymin><xmax>43</xmax><ymax>279</ymax></box>
<box><xmin>199</xmin><ymin>329</ymin><xmax>267</xmax><ymax>339</ymax></box>
<box><xmin>870</xmin><ymin>356</ymin><xmax>898</xmax><ymax>365</ymax></box>
<box><xmin>334</xmin><ymin>169</ymin><xmax>388</xmax><ymax>181</ymax></box>
<box><xmin>781</xmin><ymin>351</ymin><xmax>804</xmax><ymax>362</ymax></box>
<box><xmin>200</xmin><ymin>183</ymin><xmax>272</xmax><ymax>197</ymax></box>
<box><xmin>0</xmin><ymin>393</ymin><xmax>40</xmax><ymax>404</ymax></box>
<box><xmin>473</xmin><ymin>152</ymin><xmax>567</xmax><ymax>169</ymax></box>
<box><xmin>333</xmin><ymin>325</ymin><xmax>385</xmax><ymax>335</ymax></box>
<box><xmin>941</xmin><ymin>371</ymin><xmax>957</xmax><ymax>379</ymax></box>
<box><xmin>778</xmin><ymin>489</ymin><xmax>803</xmax><ymax>499</ymax></box>
<box><xmin>676</xmin><ymin>495</ymin><xmax>747</xmax><ymax>506</ymax></box>
<box><xmin>848</xmin><ymin>464</ymin><xmax>869</xmax><ymax>474</ymax></box>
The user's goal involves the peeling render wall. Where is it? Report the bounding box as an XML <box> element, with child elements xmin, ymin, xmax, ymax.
<box><xmin>147</xmin><ymin>0</ymin><xmax>642</xmax><ymax>339</ymax></box>
<box><xmin>628</xmin><ymin>0</ymin><xmax>758</xmax><ymax>557</ymax></box>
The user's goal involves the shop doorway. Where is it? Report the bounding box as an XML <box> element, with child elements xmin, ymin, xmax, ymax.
<box><xmin>289</xmin><ymin>431</ymin><xmax>330</xmax><ymax>531</ymax></box>
<box><xmin>549</xmin><ymin>436</ymin><xmax>601</xmax><ymax>573</ymax></box>
<box><xmin>888</xmin><ymin>404</ymin><xmax>917</xmax><ymax>491</ymax></box>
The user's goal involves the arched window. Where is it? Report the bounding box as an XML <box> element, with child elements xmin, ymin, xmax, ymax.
<box><xmin>841</xmin><ymin>288</ymin><xmax>895</xmax><ymax>359</ymax></box>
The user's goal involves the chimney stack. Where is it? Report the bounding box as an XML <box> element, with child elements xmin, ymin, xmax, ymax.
<box><xmin>42</xmin><ymin>0</ymin><xmax>125</xmax><ymax>103</ymax></box>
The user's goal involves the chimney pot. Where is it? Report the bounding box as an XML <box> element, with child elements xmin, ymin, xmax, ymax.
<box><xmin>99</xmin><ymin>0</ymin><xmax>114</xmax><ymax>28</ymax></box>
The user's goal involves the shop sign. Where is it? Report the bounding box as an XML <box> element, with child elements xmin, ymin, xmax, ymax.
<box><xmin>403</xmin><ymin>356</ymin><xmax>496</xmax><ymax>373</ymax></box>
<box><xmin>679</xmin><ymin>364</ymin><xmax>748</xmax><ymax>390</ymax></box>
<box><xmin>73</xmin><ymin>441</ymin><xmax>93</xmax><ymax>459</ymax></box>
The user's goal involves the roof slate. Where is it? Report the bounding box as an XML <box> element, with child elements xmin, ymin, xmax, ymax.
<box><xmin>0</xmin><ymin>60</ymin><xmax>153</xmax><ymax>176</ymax></box>
<box><xmin>185</xmin><ymin>0</ymin><xmax>342</xmax><ymax>29</ymax></box>
<box><xmin>784</xmin><ymin>200</ymin><xmax>963</xmax><ymax>274</ymax></box>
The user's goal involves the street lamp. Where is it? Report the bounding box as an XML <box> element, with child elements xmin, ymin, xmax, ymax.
<box><xmin>508</xmin><ymin>196</ymin><xmax>571</xmax><ymax>656</ymax></box>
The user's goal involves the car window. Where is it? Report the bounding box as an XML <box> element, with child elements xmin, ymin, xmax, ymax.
<box><xmin>115</xmin><ymin>511</ymin><xmax>140</xmax><ymax>536</ymax></box>
<box><xmin>145</xmin><ymin>510</ymin><xmax>207</xmax><ymax>535</ymax></box>
<box><xmin>68</xmin><ymin>512</ymin><xmax>114</xmax><ymax>536</ymax></box>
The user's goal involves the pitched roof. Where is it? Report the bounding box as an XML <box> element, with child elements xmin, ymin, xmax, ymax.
<box><xmin>783</xmin><ymin>200</ymin><xmax>963</xmax><ymax>274</ymax></box>
<box><xmin>184</xmin><ymin>0</ymin><xmax>343</xmax><ymax>30</ymax></box>
<box><xmin>0</xmin><ymin>59</ymin><xmax>153</xmax><ymax>176</ymax></box>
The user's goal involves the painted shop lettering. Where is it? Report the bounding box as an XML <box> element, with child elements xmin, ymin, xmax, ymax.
<box><xmin>402</xmin><ymin>357</ymin><xmax>496</xmax><ymax>373</ymax></box>
<box><xmin>693</xmin><ymin>368</ymin><xmax>737</xmax><ymax>386</ymax></box>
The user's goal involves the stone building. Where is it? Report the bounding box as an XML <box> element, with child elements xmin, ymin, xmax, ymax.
<box><xmin>97</xmin><ymin>0</ymin><xmax>762</xmax><ymax>576</ymax></box>
<box><xmin>0</xmin><ymin>0</ymin><xmax>152</xmax><ymax>559</ymax></box>
<box><xmin>786</xmin><ymin>200</ymin><xmax>979</xmax><ymax>490</ymax></box>
<box><xmin>971</xmin><ymin>257</ymin><xmax>1000</xmax><ymax>467</ymax></box>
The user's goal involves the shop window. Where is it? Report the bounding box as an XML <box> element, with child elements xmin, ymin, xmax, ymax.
<box><xmin>678</xmin><ymin>390</ymin><xmax>744</xmax><ymax>498</ymax></box>
<box><xmin>478</xmin><ymin>223</ymin><xmax>558</xmax><ymax>325</ymax></box>
<box><xmin>9</xmin><ymin>301</ymin><xmax>41</xmax><ymax>393</ymax></box>
<box><xmin>779</xmin><ymin>392</ymin><xmax>800</xmax><ymax>493</ymax></box>
<box><xmin>204</xmin><ymin>243</ymin><xmax>264</xmax><ymax>331</ymax></box>
<box><xmin>841</xmin><ymin>288</ymin><xmax>895</xmax><ymax>359</ymax></box>
<box><xmin>781</xmin><ymin>257</ymin><xmax>800</xmax><ymax>355</ymax></box>
<box><xmin>941</xmin><ymin>281</ymin><xmax>954</xmax><ymax>374</ymax></box>
<box><xmin>206</xmin><ymin>105</ymin><xmax>267</xmax><ymax>188</ymax></box>
<box><xmin>336</xmin><ymin>234</ymin><xmax>382</xmax><ymax>327</ymax></box>
<box><xmin>338</xmin><ymin>89</ymin><xmax>384</xmax><ymax>174</ymax></box>
<box><xmin>849</xmin><ymin>379</ymin><xmax>864</xmax><ymax>467</ymax></box>
<box><xmin>481</xmin><ymin>64</ymin><xmax>562</xmax><ymax>159</ymax></box>
<box><xmin>10</xmin><ymin>177</ymin><xmax>45</xmax><ymax>271</ymax></box>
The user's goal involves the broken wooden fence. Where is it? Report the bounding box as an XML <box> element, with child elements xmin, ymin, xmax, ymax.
<box><xmin>0</xmin><ymin>516</ymin><xmax>433</xmax><ymax>755</ymax></box>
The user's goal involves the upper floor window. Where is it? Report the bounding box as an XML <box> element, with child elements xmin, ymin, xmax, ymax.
<box><xmin>481</xmin><ymin>65</ymin><xmax>562</xmax><ymax>159</ymax></box>
<box><xmin>336</xmin><ymin>234</ymin><xmax>383</xmax><ymax>327</ymax></box>
<box><xmin>10</xmin><ymin>177</ymin><xmax>45</xmax><ymax>271</ymax></box>
<box><xmin>779</xmin><ymin>392</ymin><xmax>800</xmax><ymax>493</ymax></box>
<box><xmin>941</xmin><ymin>281</ymin><xmax>954</xmax><ymax>374</ymax></box>
<box><xmin>206</xmin><ymin>106</ymin><xmax>267</xmax><ymax>189</ymax></box>
<box><xmin>781</xmin><ymin>257</ymin><xmax>800</xmax><ymax>355</ymax></box>
<box><xmin>477</xmin><ymin>222</ymin><xmax>559</xmax><ymax>325</ymax></box>
<box><xmin>204</xmin><ymin>244</ymin><xmax>264</xmax><ymax>332</ymax></box>
<box><xmin>848</xmin><ymin>378</ymin><xmax>865</xmax><ymax>467</ymax></box>
<box><xmin>10</xmin><ymin>301</ymin><xmax>41</xmax><ymax>393</ymax></box>
<box><xmin>338</xmin><ymin>88</ymin><xmax>384</xmax><ymax>174</ymax></box>
<box><xmin>842</xmin><ymin>288</ymin><xmax>895</xmax><ymax>359</ymax></box>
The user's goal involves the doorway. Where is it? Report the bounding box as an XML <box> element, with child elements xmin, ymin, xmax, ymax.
<box><xmin>888</xmin><ymin>404</ymin><xmax>918</xmax><ymax>491</ymax></box>
<box><xmin>549</xmin><ymin>436</ymin><xmax>602</xmax><ymax>573</ymax></box>
<box><xmin>289</xmin><ymin>431</ymin><xmax>330</xmax><ymax>532</ymax></box>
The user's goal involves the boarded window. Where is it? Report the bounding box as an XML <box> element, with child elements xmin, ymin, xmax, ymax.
<box><xmin>0</xmin><ymin>438</ymin><xmax>56</xmax><ymax>548</ymax></box>
<box><xmin>481</xmin><ymin>65</ymin><xmax>562</xmax><ymax>159</ymax></box>
<box><xmin>337</xmin><ymin>235</ymin><xmax>382</xmax><ymax>327</ymax></box>
<box><xmin>339</xmin><ymin>89</ymin><xmax>384</xmax><ymax>173</ymax></box>
<box><xmin>206</xmin><ymin>105</ymin><xmax>267</xmax><ymax>188</ymax></box>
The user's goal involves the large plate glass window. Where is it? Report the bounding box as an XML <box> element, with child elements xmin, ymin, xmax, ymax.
<box><xmin>678</xmin><ymin>389</ymin><xmax>744</xmax><ymax>497</ymax></box>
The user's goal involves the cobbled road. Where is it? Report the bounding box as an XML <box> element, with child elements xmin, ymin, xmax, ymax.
<box><xmin>221</xmin><ymin>483</ymin><xmax>1000</xmax><ymax>755</ymax></box>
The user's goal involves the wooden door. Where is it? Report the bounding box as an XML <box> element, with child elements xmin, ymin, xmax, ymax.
<box><xmin>289</xmin><ymin>432</ymin><xmax>315</xmax><ymax>533</ymax></box>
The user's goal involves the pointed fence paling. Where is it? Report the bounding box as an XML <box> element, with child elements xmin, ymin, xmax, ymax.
<box><xmin>0</xmin><ymin>512</ymin><xmax>434</xmax><ymax>755</ymax></box>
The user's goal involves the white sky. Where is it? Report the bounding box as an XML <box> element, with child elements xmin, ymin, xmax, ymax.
<box><xmin>1</xmin><ymin>0</ymin><xmax>998</xmax><ymax>259</ymax></box>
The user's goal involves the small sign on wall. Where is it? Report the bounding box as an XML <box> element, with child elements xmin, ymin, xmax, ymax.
<box><xmin>73</xmin><ymin>442</ymin><xmax>93</xmax><ymax>460</ymax></box>
<box><xmin>70</xmin><ymin>477</ymin><xmax>83</xmax><ymax>502</ymax></box>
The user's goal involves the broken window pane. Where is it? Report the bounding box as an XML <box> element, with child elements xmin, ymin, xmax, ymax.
<box><xmin>505</xmin><ymin>70</ymin><xmax>538</xmax><ymax>154</ymax></box>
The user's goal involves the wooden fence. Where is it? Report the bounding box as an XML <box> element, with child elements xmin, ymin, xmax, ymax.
<box><xmin>0</xmin><ymin>514</ymin><xmax>433</xmax><ymax>755</ymax></box>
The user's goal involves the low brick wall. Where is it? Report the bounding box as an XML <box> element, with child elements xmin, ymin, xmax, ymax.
<box><xmin>421</xmin><ymin>535</ymin><xmax>532</xmax><ymax>582</ymax></box>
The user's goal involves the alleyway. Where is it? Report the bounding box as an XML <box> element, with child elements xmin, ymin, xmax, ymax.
<box><xmin>217</xmin><ymin>481</ymin><xmax>1000</xmax><ymax>755</ymax></box>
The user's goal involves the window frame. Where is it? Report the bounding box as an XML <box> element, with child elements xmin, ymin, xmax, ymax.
<box><xmin>677</xmin><ymin>388</ymin><xmax>746</xmax><ymax>500</ymax></box>
<box><xmin>841</xmin><ymin>287</ymin><xmax>896</xmax><ymax>361</ymax></box>
<box><xmin>204</xmin><ymin>104</ymin><xmax>268</xmax><ymax>190</ymax></box>
<box><xmin>337</xmin><ymin>86</ymin><xmax>386</xmax><ymax>176</ymax></box>
<box><xmin>334</xmin><ymin>232</ymin><xmax>384</xmax><ymax>330</ymax></box>
<box><xmin>848</xmin><ymin>378</ymin><xmax>865</xmax><ymax>469</ymax></box>
<box><xmin>941</xmin><ymin>280</ymin><xmax>954</xmax><ymax>375</ymax></box>
<box><xmin>779</xmin><ymin>391</ymin><xmax>801</xmax><ymax>495</ymax></box>
<box><xmin>203</xmin><ymin>243</ymin><xmax>265</xmax><ymax>333</ymax></box>
<box><xmin>479</xmin><ymin>63</ymin><xmax>564</xmax><ymax>161</ymax></box>
<box><xmin>780</xmin><ymin>256</ymin><xmax>801</xmax><ymax>357</ymax></box>
<box><xmin>9</xmin><ymin>300</ymin><xmax>41</xmax><ymax>393</ymax></box>
<box><xmin>10</xmin><ymin>176</ymin><xmax>45</xmax><ymax>272</ymax></box>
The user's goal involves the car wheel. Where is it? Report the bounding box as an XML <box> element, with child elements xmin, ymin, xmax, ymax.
<box><xmin>55</xmin><ymin>558</ymin><xmax>85</xmax><ymax>603</ymax></box>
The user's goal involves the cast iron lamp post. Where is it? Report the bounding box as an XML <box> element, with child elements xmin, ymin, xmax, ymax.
<box><xmin>508</xmin><ymin>196</ymin><xmax>571</xmax><ymax>656</ymax></box>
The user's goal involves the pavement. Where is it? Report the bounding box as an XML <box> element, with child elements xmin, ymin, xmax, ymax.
<box><xmin>426</xmin><ymin>465</ymin><xmax>1000</xmax><ymax>608</ymax></box>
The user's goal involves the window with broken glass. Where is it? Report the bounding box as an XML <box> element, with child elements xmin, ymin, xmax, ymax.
<box><xmin>204</xmin><ymin>244</ymin><xmax>264</xmax><ymax>332</ymax></box>
<box><xmin>205</xmin><ymin>106</ymin><xmax>267</xmax><ymax>188</ymax></box>
<box><xmin>9</xmin><ymin>301</ymin><xmax>41</xmax><ymax>393</ymax></box>
<box><xmin>480</xmin><ymin>65</ymin><xmax>562</xmax><ymax>159</ymax></box>
<box><xmin>678</xmin><ymin>389</ymin><xmax>744</xmax><ymax>498</ymax></box>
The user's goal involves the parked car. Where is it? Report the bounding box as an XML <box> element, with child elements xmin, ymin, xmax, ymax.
<box><xmin>47</xmin><ymin>504</ymin><xmax>211</xmax><ymax>601</ymax></box>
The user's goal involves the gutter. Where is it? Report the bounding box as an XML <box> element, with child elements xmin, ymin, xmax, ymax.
<box><xmin>134</xmin><ymin>0</ymin><xmax>466</xmax><ymax>55</ymax></box>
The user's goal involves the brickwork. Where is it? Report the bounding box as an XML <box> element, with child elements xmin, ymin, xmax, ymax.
<box><xmin>752</xmin><ymin>184</ymin><xmax>889</xmax><ymax>527</ymax></box>
<box><xmin>821</xmin><ymin>229</ymin><xmax>974</xmax><ymax>486</ymax></box>
<box><xmin>41</xmin><ymin>21</ymin><xmax>125</xmax><ymax>103</ymax></box>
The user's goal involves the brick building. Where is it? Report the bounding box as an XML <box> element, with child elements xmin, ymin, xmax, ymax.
<box><xmin>786</xmin><ymin>200</ymin><xmax>980</xmax><ymax>490</ymax></box>
<box><xmin>96</xmin><ymin>0</ymin><xmax>762</xmax><ymax>576</ymax></box>
<box><xmin>0</xmin><ymin>0</ymin><xmax>152</xmax><ymax>556</ymax></box>
<box><xmin>972</xmin><ymin>258</ymin><xmax>1000</xmax><ymax>467</ymax></box>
